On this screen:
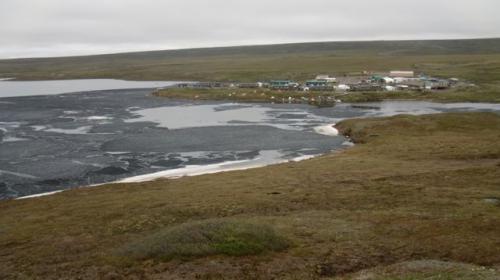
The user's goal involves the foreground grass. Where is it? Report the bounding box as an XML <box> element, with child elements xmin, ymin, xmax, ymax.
<box><xmin>1</xmin><ymin>112</ymin><xmax>500</xmax><ymax>279</ymax></box>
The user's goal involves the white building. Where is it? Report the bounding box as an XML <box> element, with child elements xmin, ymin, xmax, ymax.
<box><xmin>389</xmin><ymin>71</ymin><xmax>415</xmax><ymax>78</ymax></box>
<box><xmin>336</xmin><ymin>84</ymin><xmax>350</xmax><ymax>91</ymax></box>
<box><xmin>385</xmin><ymin>85</ymin><xmax>396</xmax><ymax>91</ymax></box>
<box><xmin>315</xmin><ymin>75</ymin><xmax>337</xmax><ymax>83</ymax></box>
<box><xmin>382</xmin><ymin>77</ymin><xmax>395</xmax><ymax>84</ymax></box>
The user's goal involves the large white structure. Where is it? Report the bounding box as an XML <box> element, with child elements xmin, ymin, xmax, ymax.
<box><xmin>389</xmin><ymin>71</ymin><xmax>414</xmax><ymax>78</ymax></box>
<box><xmin>315</xmin><ymin>75</ymin><xmax>337</xmax><ymax>83</ymax></box>
<box><xmin>336</xmin><ymin>84</ymin><xmax>350</xmax><ymax>91</ymax></box>
<box><xmin>382</xmin><ymin>77</ymin><xmax>395</xmax><ymax>84</ymax></box>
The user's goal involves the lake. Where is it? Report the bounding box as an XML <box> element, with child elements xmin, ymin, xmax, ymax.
<box><xmin>1</xmin><ymin>80</ymin><xmax>500</xmax><ymax>199</ymax></box>
<box><xmin>0</xmin><ymin>79</ymin><xmax>180</xmax><ymax>98</ymax></box>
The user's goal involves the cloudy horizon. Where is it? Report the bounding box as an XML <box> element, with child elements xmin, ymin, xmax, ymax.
<box><xmin>1</xmin><ymin>0</ymin><xmax>499</xmax><ymax>59</ymax></box>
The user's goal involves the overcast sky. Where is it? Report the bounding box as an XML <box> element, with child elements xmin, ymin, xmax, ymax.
<box><xmin>1</xmin><ymin>0</ymin><xmax>499</xmax><ymax>58</ymax></box>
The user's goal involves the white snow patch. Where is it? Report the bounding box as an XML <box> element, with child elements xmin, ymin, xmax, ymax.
<box><xmin>16</xmin><ymin>190</ymin><xmax>64</xmax><ymax>200</ymax></box>
<box><xmin>290</xmin><ymin>154</ymin><xmax>318</xmax><ymax>162</ymax></box>
<box><xmin>313</xmin><ymin>124</ymin><xmax>339</xmax><ymax>136</ymax></box>
<box><xmin>117</xmin><ymin>150</ymin><xmax>318</xmax><ymax>183</ymax></box>
<box><xmin>117</xmin><ymin>159</ymin><xmax>254</xmax><ymax>183</ymax></box>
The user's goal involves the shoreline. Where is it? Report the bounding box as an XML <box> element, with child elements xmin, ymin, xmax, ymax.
<box><xmin>14</xmin><ymin>147</ymin><xmax>334</xmax><ymax>200</ymax></box>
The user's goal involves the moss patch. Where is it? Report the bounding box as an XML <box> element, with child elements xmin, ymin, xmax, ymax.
<box><xmin>117</xmin><ymin>219</ymin><xmax>289</xmax><ymax>261</ymax></box>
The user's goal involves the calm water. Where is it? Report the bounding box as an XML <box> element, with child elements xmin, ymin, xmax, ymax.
<box><xmin>0</xmin><ymin>79</ymin><xmax>180</xmax><ymax>97</ymax></box>
<box><xmin>1</xmin><ymin>80</ymin><xmax>499</xmax><ymax>199</ymax></box>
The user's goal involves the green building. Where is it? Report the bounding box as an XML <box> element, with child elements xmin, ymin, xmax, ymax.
<box><xmin>269</xmin><ymin>80</ymin><xmax>296</xmax><ymax>90</ymax></box>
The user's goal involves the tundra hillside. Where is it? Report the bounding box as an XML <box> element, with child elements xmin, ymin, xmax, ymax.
<box><xmin>1</xmin><ymin>39</ymin><xmax>500</xmax><ymax>84</ymax></box>
<box><xmin>1</xmin><ymin>112</ymin><xmax>499</xmax><ymax>279</ymax></box>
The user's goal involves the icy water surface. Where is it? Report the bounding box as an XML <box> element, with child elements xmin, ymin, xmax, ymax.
<box><xmin>1</xmin><ymin>84</ymin><xmax>500</xmax><ymax>199</ymax></box>
<box><xmin>0</xmin><ymin>88</ymin><xmax>346</xmax><ymax>199</ymax></box>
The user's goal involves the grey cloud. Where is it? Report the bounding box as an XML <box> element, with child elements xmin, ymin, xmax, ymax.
<box><xmin>0</xmin><ymin>0</ymin><xmax>499</xmax><ymax>58</ymax></box>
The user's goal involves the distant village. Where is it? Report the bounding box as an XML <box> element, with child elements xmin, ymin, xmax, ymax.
<box><xmin>175</xmin><ymin>71</ymin><xmax>468</xmax><ymax>93</ymax></box>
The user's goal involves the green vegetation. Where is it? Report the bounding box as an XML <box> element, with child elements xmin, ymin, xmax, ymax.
<box><xmin>153</xmin><ymin>87</ymin><xmax>334</xmax><ymax>103</ymax></box>
<box><xmin>117</xmin><ymin>219</ymin><xmax>289</xmax><ymax>261</ymax></box>
<box><xmin>154</xmin><ymin>87</ymin><xmax>293</xmax><ymax>102</ymax></box>
<box><xmin>1</xmin><ymin>112</ymin><xmax>500</xmax><ymax>279</ymax></box>
<box><xmin>337</xmin><ymin>84</ymin><xmax>500</xmax><ymax>103</ymax></box>
<box><xmin>154</xmin><ymin>83</ymin><xmax>500</xmax><ymax>104</ymax></box>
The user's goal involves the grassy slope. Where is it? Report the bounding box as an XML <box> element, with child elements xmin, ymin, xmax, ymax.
<box><xmin>1</xmin><ymin>39</ymin><xmax>500</xmax><ymax>84</ymax></box>
<box><xmin>1</xmin><ymin>112</ymin><xmax>500</xmax><ymax>279</ymax></box>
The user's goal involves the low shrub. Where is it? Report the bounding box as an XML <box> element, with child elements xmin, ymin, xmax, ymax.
<box><xmin>117</xmin><ymin>219</ymin><xmax>289</xmax><ymax>261</ymax></box>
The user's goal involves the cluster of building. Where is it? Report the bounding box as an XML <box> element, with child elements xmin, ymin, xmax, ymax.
<box><xmin>344</xmin><ymin>71</ymin><xmax>459</xmax><ymax>92</ymax></box>
<box><xmin>176</xmin><ymin>71</ymin><xmax>462</xmax><ymax>93</ymax></box>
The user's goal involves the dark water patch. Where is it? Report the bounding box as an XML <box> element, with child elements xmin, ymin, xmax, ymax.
<box><xmin>277</xmin><ymin>113</ymin><xmax>309</xmax><ymax>119</ymax></box>
<box><xmin>151</xmin><ymin>159</ymin><xmax>184</xmax><ymax>168</ymax></box>
<box><xmin>184</xmin><ymin>154</ymin><xmax>238</xmax><ymax>165</ymax></box>
<box><xmin>101</xmin><ymin>125</ymin><xmax>343</xmax><ymax>154</ymax></box>
<box><xmin>37</xmin><ymin>178</ymin><xmax>73</xmax><ymax>186</ymax></box>
<box><xmin>55</xmin><ymin>117</ymin><xmax>77</xmax><ymax>123</ymax></box>
<box><xmin>235</xmin><ymin>150</ymin><xmax>261</xmax><ymax>159</ymax></box>
<box><xmin>90</xmin><ymin>166</ymin><xmax>130</xmax><ymax>176</ymax></box>
<box><xmin>0</xmin><ymin>183</ymin><xmax>6</xmax><ymax>194</ymax></box>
